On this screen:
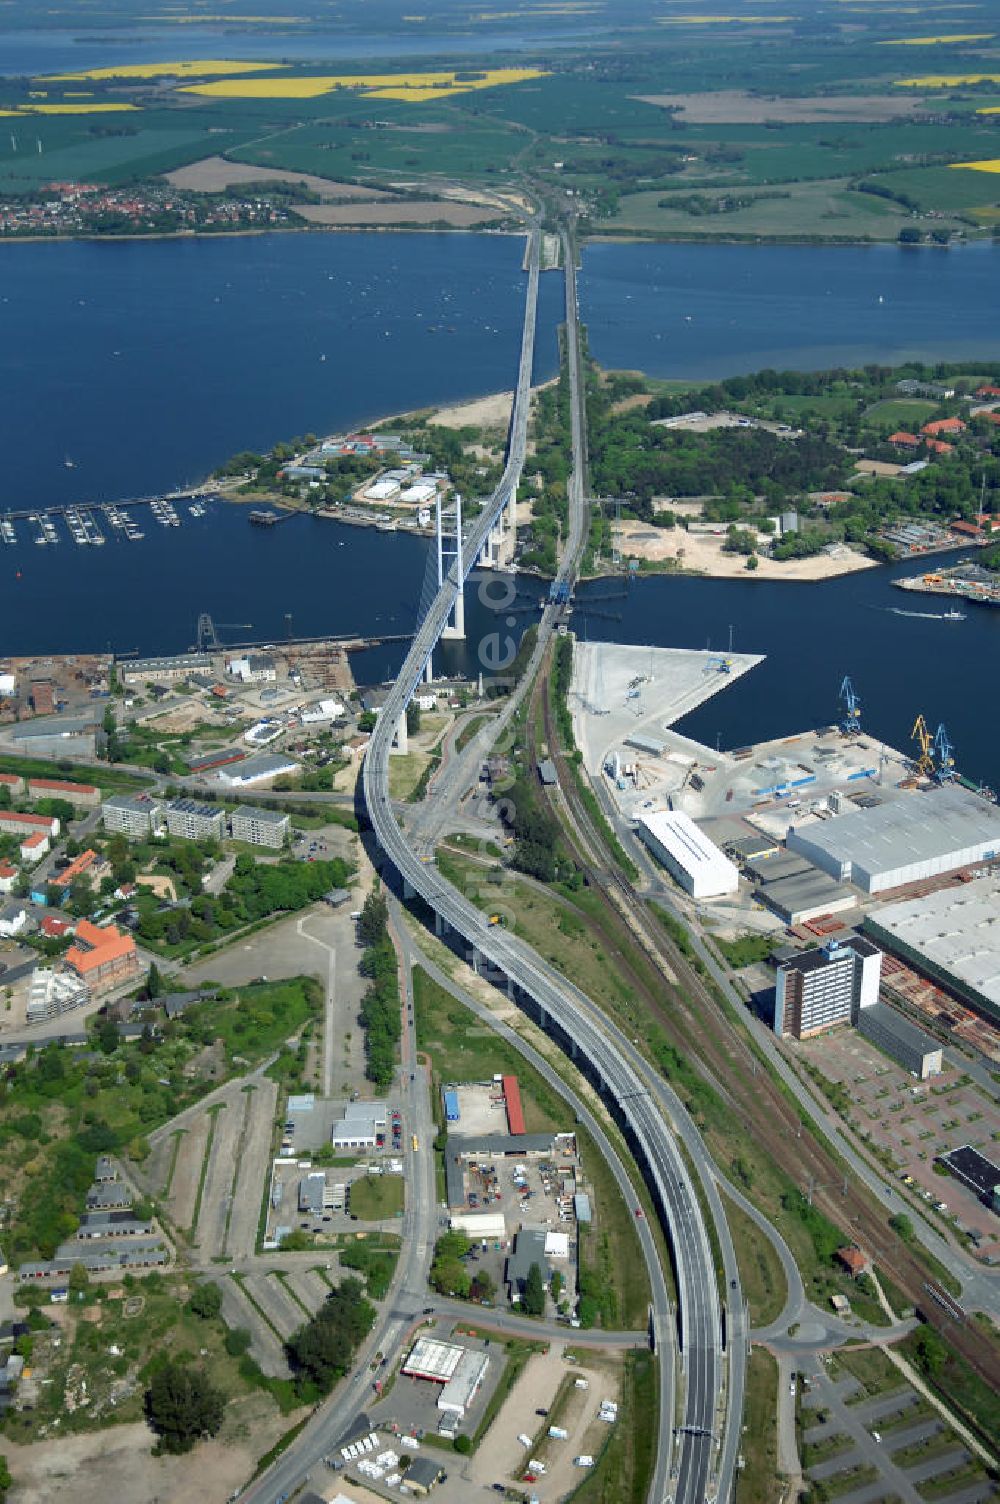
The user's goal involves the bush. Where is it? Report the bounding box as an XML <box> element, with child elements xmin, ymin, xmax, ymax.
<box><xmin>454</xmin><ymin>1434</ymin><xmax>472</xmax><ymax>1455</ymax></box>
<box><xmin>224</xmin><ymin>1327</ymin><xmax>252</xmax><ymax>1357</ymax></box>
<box><xmin>186</xmin><ymin>1282</ymin><xmax>223</xmax><ymax>1320</ymax></box>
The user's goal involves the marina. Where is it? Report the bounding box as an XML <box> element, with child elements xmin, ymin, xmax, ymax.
<box><xmin>0</xmin><ymin>491</ymin><xmax>212</xmax><ymax>547</ymax></box>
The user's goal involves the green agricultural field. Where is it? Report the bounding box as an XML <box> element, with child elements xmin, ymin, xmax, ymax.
<box><xmin>882</xmin><ymin>162</ymin><xmax>1000</xmax><ymax>213</ymax></box>
<box><xmin>607</xmin><ymin>177</ymin><xmax>941</xmax><ymax>241</ymax></box>
<box><xmin>232</xmin><ymin>117</ymin><xmax>528</xmax><ymax>184</ymax></box>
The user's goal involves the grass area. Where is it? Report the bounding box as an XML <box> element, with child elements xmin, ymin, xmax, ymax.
<box><xmin>455</xmin><ymin>713</ymin><xmax>491</xmax><ymax>753</ymax></box>
<box><xmin>443</xmin><ymin>833</ymin><xmax>504</xmax><ymax>861</ymax></box>
<box><xmin>715</xmin><ymin>932</ymin><xmax>776</xmax><ymax>970</ymax></box>
<box><xmin>388</xmin><ymin>749</ymin><xmax>432</xmax><ymax>800</ymax></box>
<box><xmin>0</xmin><ymin>753</ymin><xmax>150</xmax><ymax>793</ymax></box>
<box><xmin>721</xmin><ymin>1192</ymin><xmax>787</xmax><ymax>1326</ymax></box>
<box><xmin>823</xmin><ymin>1463</ymin><xmax>878</xmax><ymax>1497</ymax></box>
<box><xmin>879</xmin><ymin>1398</ymin><xmax>934</xmax><ymax>1434</ymax></box>
<box><xmin>571</xmin><ymin>1350</ymin><xmax>656</xmax><ymax>1504</ymax></box>
<box><xmin>861</xmin><ymin>397</ymin><xmax>940</xmax><ymax>431</ymax></box>
<box><xmin>412</xmin><ymin>962</ymin><xmax>650</xmax><ymax>1328</ymax></box>
<box><xmin>900</xmin><ymin>1326</ymin><xmax>1000</xmax><ymax>1452</ymax></box>
<box><xmin>2</xmin><ymin>1270</ymin><xmax>301</xmax><ymax>1447</ymax></box>
<box><xmin>801</xmin><ymin>1432</ymin><xmax>854</xmax><ymax>1468</ymax></box>
<box><xmin>918</xmin><ymin>1460</ymin><xmax>995</xmax><ymax>1499</ymax></box>
<box><xmin>736</xmin><ymin>1349</ymin><xmax>779</xmax><ymax>1502</ymax></box>
<box><xmin>336</xmin><ymin>1240</ymin><xmax>400</xmax><ymax>1300</ymax></box>
<box><xmin>348</xmin><ymin>1173</ymin><xmax>404</xmax><ymax>1221</ymax></box>
<box><xmin>835</xmin><ymin>1345</ymin><xmax>907</xmax><ymax>1401</ymax></box>
<box><xmin>889</xmin><ymin>1431</ymin><xmax>953</xmax><ymax>1469</ymax></box>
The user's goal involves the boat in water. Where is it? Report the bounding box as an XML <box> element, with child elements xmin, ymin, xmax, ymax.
<box><xmin>887</xmin><ymin>606</ymin><xmax>965</xmax><ymax>621</ymax></box>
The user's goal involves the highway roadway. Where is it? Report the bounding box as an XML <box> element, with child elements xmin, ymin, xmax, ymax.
<box><xmin>363</xmin><ymin>224</ymin><xmax>728</xmax><ymax>1504</ymax></box>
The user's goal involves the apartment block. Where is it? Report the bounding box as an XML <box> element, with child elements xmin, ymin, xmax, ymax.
<box><xmin>229</xmin><ymin>805</ymin><xmax>289</xmax><ymax>849</ymax></box>
<box><xmin>102</xmin><ymin>792</ymin><xmax>164</xmax><ymax>839</ymax></box>
<box><xmin>164</xmin><ymin>799</ymin><xmax>226</xmax><ymax>842</ymax></box>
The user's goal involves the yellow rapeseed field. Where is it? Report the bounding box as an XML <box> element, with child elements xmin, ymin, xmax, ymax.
<box><xmin>48</xmin><ymin>59</ymin><xmax>282</xmax><ymax>81</ymax></box>
<box><xmin>896</xmin><ymin>71</ymin><xmax>1000</xmax><ymax>84</ymax></box>
<box><xmin>950</xmin><ymin>157</ymin><xmax>1000</xmax><ymax>172</ymax></box>
<box><xmin>180</xmin><ymin>66</ymin><xmax>547</xmax><ymax>101</ymax></box>
<box><xmin>976</xmin><ymin>105</ymin><xmax>1000</xmax><ymax>113</ymax></box>
<box><xmin>880</xmin><ymin>32</ymin><xmax>994</xmax><ymax>43</ymax></box>
<box><xmin>15</xmin><ymin>103</ymin><xmax>142</xmax><ymax>114</ymax></box>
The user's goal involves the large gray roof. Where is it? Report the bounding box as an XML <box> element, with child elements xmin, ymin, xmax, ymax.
<box><xmin>790</xmin><ymin>785</ymin><xmax>1000</xmax><ymax>880</ymax></box>
<box><xmin>867</xmin><ymin>875</ymin><xmax>1000</xmax><ymax>1011</ymax></box>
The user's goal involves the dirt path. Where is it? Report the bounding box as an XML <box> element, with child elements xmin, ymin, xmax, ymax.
<box><xmin>215</xmin><ymin>1277</ymin><xmax>291</xmax><ymax>1379</ymax></box>
<box><xmin>195</xmin><ymin>1096</ymin><xmax>244</xmax><ymax>1258</ymax></box>
<box><xmin>245</xmin><ymin>1271</ymin><xmax>304</xmax><ymax>1340</ymax></box>
<box><xmin>285</xmin><ymin>1268</ymin><xmax>331</xmax><ymax>1316</ymax></box>
<box><xmin>226</xmin><ymin>1078</ymin><xmax>277</xmax><ymax>1259</ymax></box>
<box><xmin>164</xmin><ymin>1115</ymin><xmax>209</xmax><ymax>1231</ymax></box>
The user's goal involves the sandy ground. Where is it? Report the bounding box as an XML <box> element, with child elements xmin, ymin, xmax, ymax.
<box><xmin>164</xmin><ymin>1114</ymin><xmax>209</xmax><ymax>1231</ymax></box>
<box><xmin>469</xmin><ymin>1345</ymin><xmax>569</xmax><ymax>1487</ymax></box>
<box><xmin>3</xmin><ymin>1407</ymin><xmax>296</xmax><ymax>1504</ymax></box>
<box><xmin>296</xmin><ymin>200</ymin><xmax>495</xmax><ymax>227</ymax></box>
<box><xmin>164</xmin><ymin>155</ymin><xmax>390</xmax><ymax>198</ymax></box>
<box><xmin>227</xmin><ymin>1077</ymin><xmax>278</xmax><ymax>1259</ymax></box>
<box><xmin>528</xmin><ymin>1360</ymin><xmax>622</xmax><ymax>1501</ymax></box>
<box><xmin>429</xmin><ymin>389</ymin><xmax>515</xmax><ymax>430</ymax></box>
<box><xmin>195</xmin><ymin>1096</ymin><xmax>244</xmax><ymax>1259</ymax></box>
<box><xmin>613</xmin><ymin>523</ymin><xmax>877</xmax><ymax>580</ymax></box>
<box><xmin>136</xmin><ymin>873</ymin><xmax>176</xmax><ymax>900</ymax></box>
<box><xmin>636</xmin><ymin>89</ymin><xmax>929</xmax><ymax>123</ymax></box>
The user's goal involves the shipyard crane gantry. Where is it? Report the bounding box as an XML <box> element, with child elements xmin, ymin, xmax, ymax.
<box><xmin>911</xmin><ymin>713</ymin><xmax>935</xmax><ymax>778</ymax></box>
<box><xmin>839</xmin><ymin>674</ymin><xmax>862</xmax><ymax>735</ymax></box>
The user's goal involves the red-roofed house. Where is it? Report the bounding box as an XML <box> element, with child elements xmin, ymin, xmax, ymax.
<box><xmin>975</xmin><ymin>384</ymin><xmax>1000</xmax><ymax>399</ymax></box>
<box><xmin>20</xmin><ymin>830</ymin><xmax>49</xmax><ymax>864</ymax></box>
<box><xmin>27</xmin><ymin>777</ymin><xmax>99</xmax><ymax>808</ymax></box>
<box><xmin>0</xmin><ymin>860</ymin><xmax>17</xmax><ymax>894</ymax></box>
<box><xmin>837</xmin><ymin>1246</ymin><xmax>871</xmax><ymax>1278</ymax></box>
<box><xmin>925</xmin><ymin>440</ymin><xmax>954</xmax><ymax>456</ymax></box>
<box><xmin>40</xmin><ymin>914</ymin><xmax>73</xmax><ymax>939</ymax></box>
<box><xmin>65</xmin><ymin>919</ymin><xmax>140</xmax><ymax>996</ymax></box>
<box><xmin>976</xmin><ymin>410</ymin><xmax>1000</xmax><ymax>426</ymax></box>
<box><xmin>952</xmin><ymin>519</ymin><xmax>985</xmax><ymax>538</ymax></box>
<box><xmin>921</xmin><ymin>418</ymin><xmax>966</xmax><ymax>437</ymax></box>
<box><xmin>0</xmin><ymin>810</ymin><xmax>59</xmax><ymax>839</ymax></box>
<box><xmin>0</xmin><ymin>772</ymin><xmax>25</xmax><ymax>796</ymax></box>
<box><xmin>889</xmin><ymin>431</ymin><xmax>921</xmax><ymax>450</ymax></box>
<box><xmin>51</xmin><ymin>849</ymin><xmax>106</xmax><ymax>891</ymax></box>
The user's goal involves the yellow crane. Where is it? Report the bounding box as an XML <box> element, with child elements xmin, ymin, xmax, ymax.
<box><xmin>911</xmin><ymin>714</ymin><xmax>934</xmax><ymax>778</ymax></box>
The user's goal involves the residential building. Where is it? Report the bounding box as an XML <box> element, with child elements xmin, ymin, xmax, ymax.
<box><xmin>0</xmin><ymin>905</ymin><xmax>28</xmax><ymax>939</ymax></box>
<box><xmin>773</xmin><ymin>936</ymin><xmax>882</xmax><ymax>1039</ymax></box>
<box><xmin>51</xmin><ymin>849</ymin><xmax>106</xmax><ymax>894</ymax></box>
<box><xmin>164</xmin><ymin>799</ymin><xmax>226</xmax><ymax>842</ymax></box>
<box><xmin>0</xmin><ymin>810</ymin><xmax>59</xmax><ymax>841</ymax></box>
<box><xmin>921</xmin><ymin>417</ymin><xmax>966</xmax><ymax>437</ymax></box>
<box><xmin>0</xmin><ymin>861</ymin><xmax>17</xmax><ymax>895</ymax></box>
<box><xmin>102</xmin><ymin>791</ymin><xmax>164</xmax><ymax>839</ymax></box>
<box><xmin>27</xmin><ymin>777</ymin><xmax>99</xmax><ymax>808</ymax></box>
<box><xmin>19</xmin><ymin>831</ymin><xmax>49</xmax><ymax>865</ymax></box>
<box><xmin>888</xmin><ymin>431</ymin><xmax>921</xmax><ymax>450</ymax></box>
<box><xmin>0</xmin><ymin>773</ymin><xmax>24</xmax><ymax>797</ymax></box>
<box><xmin>65</xmin><ymin>920</ymin><xmax>141</xmax><ymax>996</ymax></box>
<box><xmin>26</xmin><ymin>970</ymin><xmax>89</xmax><ymax>1023</ymax></box>
<box><xmin>229</xmin><ymin>805</ymin><xmax>289</xmax><ymax>849</ymax></box>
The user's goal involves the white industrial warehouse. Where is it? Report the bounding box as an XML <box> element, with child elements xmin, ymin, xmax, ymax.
<box><xmin>866</xmin><ymin>875</ymin><xmax>1000</xmax><ymax>1027</ymax></box>
<box><xmin>401</xmin><ymin>1337</ymin><xmax>490</xmax><ymax>1420</ymax></box>
<box><xmin>786</xmin><ymin>784</ymin><xmax>1000</xmax><ymax>895</ymax></box>
<box><xmin>636</xmin><ymin>809</ymin><xmax>739</xmax><ymax>898</ymax></box>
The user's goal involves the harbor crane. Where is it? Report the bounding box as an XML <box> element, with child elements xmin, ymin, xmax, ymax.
<box><xmin>932</xmin><ymin>722</ymin><xmax>957</xmax><ymax>782</ymax></box>
<box><xmin>196</xmin><ymin>613</ymin><xmax>253</xmax><ymax>652</ymax></box>
<box><xmin>838</xmin><ymin>675</ymin><xmax>862</xmax><ymax>735</ymax></box>
<box><xmin>911</xmin><ymin>714</ymin><xmax>935</xmax><ymax>778</ymax></box>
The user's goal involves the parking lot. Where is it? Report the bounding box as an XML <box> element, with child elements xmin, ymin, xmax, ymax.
<box><xmin>796</xmin><ymin>1029</ymin><xmax>1000</xmax><ymax>1255</ymax></box>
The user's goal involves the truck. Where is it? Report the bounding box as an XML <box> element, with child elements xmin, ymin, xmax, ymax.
<box><xmin>412</xmin><ymin>1134</ymin><xmax>419</xmax><ymax>1152</ymax></box>
<box><xmin>548</xmin><ymin>1427</ymin><xmax>569</xmax><ymax>1440</ymax></box>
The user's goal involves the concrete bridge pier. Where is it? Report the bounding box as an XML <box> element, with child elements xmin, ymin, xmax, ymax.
<box><xmin>391</xmin><ymin>709</ymin><xmax>408</xmax><ymax>755</ymax></box>
<box><xmin>434</xmin><ymin>910</ymin><xmax>447</xmax><ymax>938</ymax></box>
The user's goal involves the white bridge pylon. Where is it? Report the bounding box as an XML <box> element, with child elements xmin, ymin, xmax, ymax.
<box><xmin>437</xmin><ymin>491</ymin><xmax>466</xmax><ymax>640</ymax></box>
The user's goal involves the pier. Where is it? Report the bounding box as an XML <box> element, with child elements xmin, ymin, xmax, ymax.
<box><xmin>0</xmin><ymin>487</ymin><xmax>218</xmax><ymax>547</ymax></box>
